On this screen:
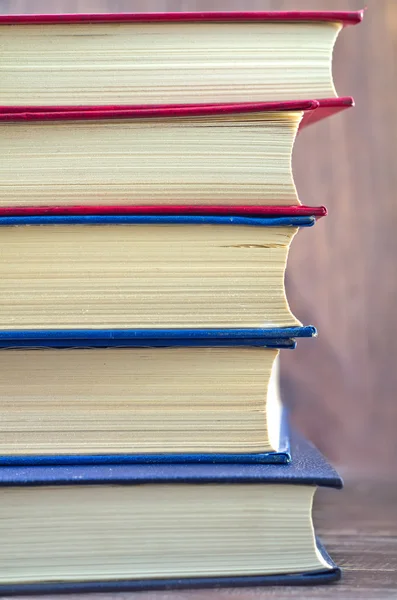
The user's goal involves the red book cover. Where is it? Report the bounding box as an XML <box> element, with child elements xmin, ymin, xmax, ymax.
<box><xmin>0</xmin><ymin>98</ymin><xmax>352</xmax><ymax>129</ymax></box>
<box><xmin>0</xmin><ymin>205</ymin><xmax>327</xmax><ymax>219</ymax></box>
<box><xmin>0</xmin><ymin>11</ymin><xmax>363</xmax><ymax>25</ymax></box>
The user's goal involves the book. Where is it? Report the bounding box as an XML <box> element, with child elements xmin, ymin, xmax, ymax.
<box><xmin>0</xmin><ymin>345</ymin><xmax>290</xmax><ymax>462</ymax></box>
<box><xmin>0</xmin><ymin>102</ymin><xmax>337</xmax><ymax>210</ymax></box>
<box><xmin>0</xmin><ymin>431</ymin><xmax>342</xmax><ymax>593</ymax></box>
<box><xmin>0</xmin><ymin>214</ymin><xmax>317</xmax><ymax>330</ymax></box>
<box><xmin>0</xmin><ymin>11</ymin><xmax>362</xmax><ymax>107</ymax></box>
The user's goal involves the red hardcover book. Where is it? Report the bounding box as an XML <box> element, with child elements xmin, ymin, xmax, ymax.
<box><xmin>0</xmin><ymin>10</ymin><xmax>363</xmax><ymax>111</ymax></box>
<box><xmin>0</xmin><ymin>100</ymin><xmax>329</xmax><ymax>217</ymax></box>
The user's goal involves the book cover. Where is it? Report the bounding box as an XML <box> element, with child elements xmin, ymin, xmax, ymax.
<box><xmin>0</xmin><ymin>97</ymin><xmax>353</xmax><ymax>128</ymax></box>
<box><xmin>0</xmin><ymin>11</ymin><xmax>364</xmax><ymax>25</ymax></box>
<box><xmin>0</xmin><ymin>204</ymin><xmax>327</xmax><ymax>218</ymax></box>
<box><xmin>0</xmin><ymin>214</ymin><xmax>316</xmax><ymax>227</ymax></box>
<box><xmin>0</xmin><ymin>556</ymin><xmax>340</xmax><ymax>595</ymax></box>
<box><xmin>0</xmin><ymin>326</ymin><xmax>316</xmax><ymax>349</ymax></box>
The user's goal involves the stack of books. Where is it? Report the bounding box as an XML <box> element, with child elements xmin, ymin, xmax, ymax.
<box><xmin>0</xmin><ymin>10</ymin><xmax>362</xmax><ymax>594</ymax></box>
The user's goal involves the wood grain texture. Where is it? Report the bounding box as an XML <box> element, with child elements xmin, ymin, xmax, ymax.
<box><xmin>0</xmin><ymin>0</ymin><xmax>395</xmax><ymax>476</ymax></box>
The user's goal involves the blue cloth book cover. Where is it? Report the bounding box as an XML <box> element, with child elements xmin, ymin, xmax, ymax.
<box><xmin>0</xmin><ymin>326</ymin><xmax>317</xmax><ymax>348</ymax></box>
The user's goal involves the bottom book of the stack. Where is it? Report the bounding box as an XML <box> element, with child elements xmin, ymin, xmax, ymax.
<box><xmin>0</xmin><ymin>431</ymin><xmax>342</xmax><ymax>593</ymax></box>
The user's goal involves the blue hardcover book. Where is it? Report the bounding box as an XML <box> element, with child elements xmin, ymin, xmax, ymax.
<box><xmin>0</xmin><ymin>431</ymin><xmax>342</xmax><ymax>593</ymax></box>
<box><xmin>0</xmin><ymin>346</ymin><xmax>292</xmax><ymax>465</ymax></box>
<box><xmin>0</xmin><ymin>214</ymin><xmax>315</xmax><ymax>333</ymax></box>
<box><xmin>0</xmin><ymin>410</ymin><xmax>290</xmax><ymax>467</ymax></box>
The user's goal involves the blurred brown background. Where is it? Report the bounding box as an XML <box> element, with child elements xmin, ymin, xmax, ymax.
<box><xmin>0</xmin><ymin>0</ymin><xmax>394</xmax><ymax>478</ymax></box>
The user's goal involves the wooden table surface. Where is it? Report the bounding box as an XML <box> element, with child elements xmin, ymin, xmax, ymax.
<box><xmin>4</xmin><ymin>476</ymin><xmax>397</xmax><ymax>600</ymax></box>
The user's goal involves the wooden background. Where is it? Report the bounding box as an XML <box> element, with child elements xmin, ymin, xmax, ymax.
<box><xmin>0</xmin><ymin>0</ymin><xmax>395</xmax><ymax>477</ymax></box>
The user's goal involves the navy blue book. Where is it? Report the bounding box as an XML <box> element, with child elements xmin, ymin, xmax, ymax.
<box><xmin>0</xmin><ymin>214</ymin><xmax>314</xmax><ymax>332</ymax></box>
<box><xmin>0</xmin><ymin>431</ymin><xmax>342</xmax><ymax>594</ymax></box>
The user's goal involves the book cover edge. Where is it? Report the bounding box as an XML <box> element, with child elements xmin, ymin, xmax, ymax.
<box><xmin>0</xmin><ymin>10</ymin><xmax>364</xmax><ymax>25</ymax></box>
<box><xmin>0</xmin><ymin>205</ymin><xmax>328</xmax><ymax>218</ymax></box>
<box><xmin>0</xmin><ymin>564</ymin><xmax>341</xmax><ymax>595</ymax></box>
